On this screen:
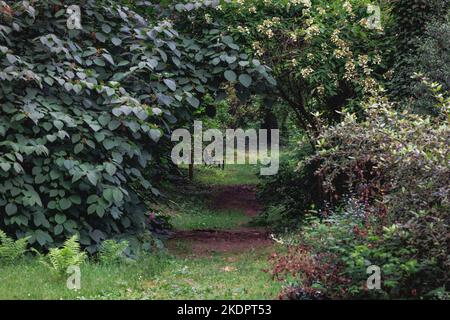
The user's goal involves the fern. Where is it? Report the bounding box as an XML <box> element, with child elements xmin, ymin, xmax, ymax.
<box><xmin>99</xmin><ymin>239</ymin><xmax>129</xmax><ymax>264</ymax></box>
<box><xmin>0</xmin><ymin>230</ymin><xmax>29</xmax><ymax>263</ymax></box>
<box><xmin>42</xmin><ymin>235</ymin><xmax>86</xmax><ymax>275</ymax></box>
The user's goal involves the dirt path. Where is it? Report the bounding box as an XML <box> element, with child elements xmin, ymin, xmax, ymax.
<box><xmin>170</xmin><ymin>185</ymin><xmax>272</xmax><ymax>256</ymax></box>
<box><xmin>209</xmin><ymin>185</ymin><xmax>262</xmax><ymax>217</ymax></box>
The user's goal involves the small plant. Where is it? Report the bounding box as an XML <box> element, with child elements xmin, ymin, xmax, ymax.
<box><xmin>41</xmin><ymin>235</ymin><xmax>86</xmax><ymax>276</ymax></box>
<box><xmin>99</xmin><ymin>239</ymin><xmax>130</xmax><ymax>265</ymax></box>
<box><xmin>0</xmin><ymin>230</ymin><xmax>29</xmax><ymax>264</ymax></box>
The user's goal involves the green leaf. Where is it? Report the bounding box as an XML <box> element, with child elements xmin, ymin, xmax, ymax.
<box><xmin>54</xmin><ymin>224</ymin><xmax>64</xmax><ymax>235</ymax></box>
<box><xmin>47</xmin><ymin>201</ymin><xmax>57</xmax><ymax>210</ymax></box>
<box><xmin>35</xmin><ymin>230</ymin><xmax>52</xmax><ymax>246</ymax></box>
<box><xmin>102</xmin><ymin>24</ymin><xmax>111</xmax><ymax>34</ymax></box>
<box><xmin>103</xmin><ymin>188</ymin><xmax>114</xmax><ymax>202</ymax></box>
<box><xmin>149</xmin><ymin>129</ymin><xmax>162</xmax><ymax>142</ymax></box>
<box><xmin>87</xmin><ymin>195</ymin><xmax>98</xmax><ymax>204</ymax></box>
<box><xmin>44</xmin><ymin>77</ymin><xmax>54</xmax><ymax>86</ymax></box>
<box><xmin>239</xmin><ymin>74</ymin><xmax>252</xmax><ymax>88</ymax></box>
<box><xmin>55</xmin><ymin>213</ymin><xmax>67</xmax><ymax>224</ymax></box>
<box><xmin>34</xmin><ymin>212</ymin><xmax>47</xmax><ymax>227</ymax></box>
<box><xmin>103</xmin><ymin>139</ymin><xmax>116</xmax><ymax>150</ymax></box>
<box><xmin>70</xmin><ymin>195</ymin><xmax>82</xmax><ymax>205</ymax></box>
<box><xmin>0</xmin><ymin>162</ymin><xmax>11</xmax><ymax>172</ymax></box>
<box><xmin>59</xmin><ymin>198</ymin><xmax>72</xmax><ymax>210</ymax></box>
<box><xmin>63</xmin><ymin>220</ymin><xmax>77</xmax><ymax>233</ymax></box>
<box><xmin>163</xmin><ymin>79</ymin><xmax>177</xmax><ymax>91</ymax></box>
<box><xmin>5</xmin><ymin>203</ymin><xmax>18</xmax><ymax>216</ymax></box>
<box><xmin>186</xmin><ymin>96</ymin><xmax>200</xmax><ymax>108</ymax></box>
<box><xmin>105</xmin><ymin>163</ymin><xmax>116</xmax><ymax>176</ymax></box>
<box><xmin>94</xmin><ymin>58</ymin><xmax>105</xmax><ymax>66</ymax></box>
<box><xmin>224</xmin><ymin>70</ymin><xmax>237</xmax><ymax>82</ymax></box>
<box><xmin>87</xmin><ymin>171</ymin><xmax>98</xmax><ymax>186</ymax></box>
<box><xmin>111</xmin><ymin>37</ymin><xmax>122</xmax><ymax>46</ymax></box>
<box><xmin>112</xmin><ymin>189</ymin><xmax>123</xmax><ymax>203</ymax></box>
<box><xmin>90</xmin><ymin>229</ymin><xmax>105</xmax><ymax>243</ymax></box>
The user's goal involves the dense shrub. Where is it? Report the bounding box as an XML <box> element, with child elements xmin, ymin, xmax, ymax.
<box><xmin>257</xmin><ymin>142</ymin><xmax>319</xmax><ymax>229</ymax></box>
<box><xmin>311</xmin><ymin>97</ymin><xmax>449</xmax><ymax>221</ymax></box>
<box><xmin>0</xmin><ymin>0</ymin><xmax>176</xmax><ymax>252</ymax></box>
<box><xmin>409</xmin><ymin>20</ymin><xmax>450</xmax><ymax>113</ymax></box>
<box><xmin>0</xmin><ymin>0</ymin><xmax>270</xmax><ymax>252</ymax></box>
<box><xmin>388</xmin><ymin>0</ymin><xmax>449</xmax><ymax>54</ymax></box>
<box><xmin>271</xmin><ymin>97</ymin><xmax>450</xmax><ymax>299</ymax></box>
<box><xmin>271</xmin><ymin>202</ymin><xmax>436</xmax><ymax>299</ymax></box>
<box><xmin>387</xmin><ymin>0</ymin><xmax>450</xmax><ymax>103</ymax></box>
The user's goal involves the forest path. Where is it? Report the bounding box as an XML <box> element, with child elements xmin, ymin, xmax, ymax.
<box><xmin>149</xmin><ymin>165</ymin><xmax>281</xmax><ymax>299</ymax></box>
<box><xmin>163</xmin><ymin>164</ymin><xmax>274</xmax><ymax>257</ymax></box>
<box><xmin>169</xmin><ymin>184</ymin><xmax>272</xmax><ymax>256</ymax></box>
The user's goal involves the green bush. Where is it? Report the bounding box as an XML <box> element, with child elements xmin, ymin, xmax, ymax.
<box><xmin>272</xmin><ymin>206</ymin><xmax>432</xmax><ymax>299</ymax></box>
<box><xmin>271</xmin><ymin>96</ymin><xmax>449</xmax><ymax>299</ymax></box>
<box><xmin>257</xmin><ymin>143</ymin><xmax>319</xmax><ymax>229</ymax></box>
<box><xmin>0</xmin><ymin>0</ymin><xmax>270</xmax><ymax>252</ymax></box>
<box><xmin>389</xmin><ymin>0</ymin><xmax>449</xmax><ymax>54</ymax></box>
<box><xmin>387</xmin><ymin>0</ymin><xmax>450</xmax><ymax>102</ymax></box>
<box><xmin>409</xmin><ymin>20</ymin><xmax>450</xmax><ymax>113</ymax></box>
<box><xmin>200</xmin><ymin>0</ymin><xmax>391</xmax><ymax>131</ymax></box>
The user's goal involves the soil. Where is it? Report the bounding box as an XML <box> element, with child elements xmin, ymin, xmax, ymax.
<box><xmin>209</xmin><ymin>185</ymin><xmax>262</xmax><ymax>217</ymax></box>
<box><xmin>170</xmin><ymin>185</ymin><xmax>272</xmax><ymax>256</ymax></box>
<box><xmin>172</xmin><ymin>228</ymin><xmax>271</xmax><ymax>255</ymax></box>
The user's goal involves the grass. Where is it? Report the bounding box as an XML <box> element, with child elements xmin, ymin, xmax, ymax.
<box><xmin>0</xmin><ymin>249</ymin><xmax>281</xmax><ymax>300</ymax></box>
<box><xmin>141</xmin><ymin>249</ymin><xmax>281</xmax><ymax>299</ymax></box>
<box><xmin>171</xmin><ymin>208</ymin><xmax>251</xmax><ymax>231</ymax></box>
<box><xmin>0</xmin><ymin>161</ymin><xmax>281</xmax><ymax>300</ymax></box>
<box><xmin>193</xmin><ymin>164</ymin><xmax>260</xmax><ymax>186</ymax></box>
<box><xmin>0</xmin><ymin>255</ymin><xmax>169</xmax><ymax>300</ymax></box>
<box><xmin>159</xmin><ymin>163</ymin><xmax>259</xmax><ymax>231</ymax></box>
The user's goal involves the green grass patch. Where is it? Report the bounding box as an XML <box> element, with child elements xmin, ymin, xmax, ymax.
<box><xmin>159</xmin><ymin>188</ymin><xmax>251</xmax><ymax>231</ymax></box>
<box><xmin>194</xmin><ymin>164</ymin><xmax>260</xmax><ymax>186</ymax></box>
<box><xmin>158</xmin><ymin>170</ymin><xmax>254</xmax><ymax>230</ymax></box>
<box><xmin>0</xmin><ymin>249</ymin><xmax>280</xmax><ymax>300</ymax></box>
<box><xmin>139</xmin><ymin>249</ymin><xmax>281</xmax><ymax>300</ymax></box>
<box><xmin>0</xmin><ymin>255</ymin><xmax>169</xmax><ymax>300</ymax></box>
<box><xmin>170</xmin><ymin>208</ymin><xmax>250</xmax><ymax>231</ymax></box>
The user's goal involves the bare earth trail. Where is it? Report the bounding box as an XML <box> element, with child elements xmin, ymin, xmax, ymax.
<box><xmin>170</xmin><ymin>185</ymin><xmax>272</xmax><ymax>256</ymax></box>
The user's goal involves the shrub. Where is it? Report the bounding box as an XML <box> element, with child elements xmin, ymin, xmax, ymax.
<box><xmin>388</xmin><ymin>0</ymin><xmax>449</xmax><ymax>54</ymax></box>
<box><xmin>257</xmin><ymin>142</ymin><xmax>320</xmax><ymax>229</ymax></box>
<box><xmin>409</xmin><ymin>20</ymin><xmax>450</xmax><ymax>113</ymax></box>
<box><xmin>387</xmin><ymin>0</ymin><xmax>450</xmax><ymax>103</ymax></box>
<box><xmin>0</xmin><ymin>229</ymin><xmax>29</xmax><ymax>263</ymax></box>
<box><xmin>0</xmin><ymin>0</ymin><xmax>270</xmax><ymax>252</ymax></box>
<box><xmin>41</xmin><ymin>235</ymin><xmax>86</xmax><ymax>276</ymax></box>
<box><xmin>0</xmin><ymin>0</ymin><xmax>174</xmax><ymax>252</ymax></box>
<box><xmin>271</xmin><ymin>205</ymin><xmax>429</xmax><ymax>299</ymax></box>
<box><xmin>271</xmin><ymin>96</ymin><xmax>449</xmax><ymax>299</ymax></box>
<box><xmin>311</xmin><ymin>97</ymin><xmax>449</xmax><ymax>223</ymax></box>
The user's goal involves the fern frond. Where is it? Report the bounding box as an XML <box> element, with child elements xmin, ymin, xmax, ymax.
<box><xmin>0</xmin><ymin>230</ymin><xmax>29</xmax><ymax>263</ymax></box>
<box><xmin>43</xmin><ymin>235</ymin><xmax>86</xmax><ymax>275</ymax></box>
<box><xmin>99</xmin><ymin>239</ymin><xmax>129</xmax><ymax>264</ymax></box>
